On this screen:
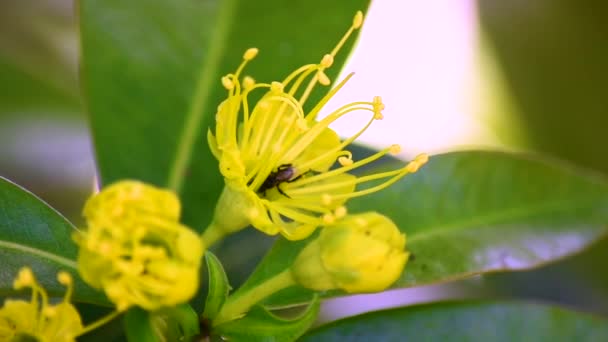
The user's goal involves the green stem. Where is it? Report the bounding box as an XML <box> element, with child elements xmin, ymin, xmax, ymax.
<box><xmin>201</xmin><ymin>222</ymin><xmax>228</xmax><ymax>247</ymax></box>
<box><xmin>213</xmin><ymin>269</ymin><xmax>296</xmax><ymax>325</ymax></box>
<box><xmin>78</xmin><ymin>310</ymin><xmax>121</xmax><ymax>336</ymax></box>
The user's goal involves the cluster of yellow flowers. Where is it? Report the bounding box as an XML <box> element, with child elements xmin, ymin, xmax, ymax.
<box><xmin>0</xmin><ymin>10</ymin><xmax>426</xmax><ymax>340</ymax></box>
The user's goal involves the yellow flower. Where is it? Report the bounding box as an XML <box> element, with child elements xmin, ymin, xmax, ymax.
<box><xmin>291</xmin><ymin>212</ymin><xmax>408</xmax><ymax>293</ymax></box>
<box><xmin>0</xmin><ymin>268</ymin><xmax>83</xmax><ymax>342</ymax></box>
<box><xmin>74</xmin><ymin>181</ymin><xmax>204</xmax><ymax>311</ymax></box>
<box><xmin>206</xmin><ymin>10</ymin><xmax>428</xmax><ymax>243</ymax></box>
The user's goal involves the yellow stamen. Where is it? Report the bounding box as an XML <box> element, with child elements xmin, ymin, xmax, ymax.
<box><xmin>243</xmin><ymin>47</ymin><xmax>259</xmax><ymax>60</ymax></box>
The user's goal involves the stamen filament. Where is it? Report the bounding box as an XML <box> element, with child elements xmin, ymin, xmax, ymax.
<box><xmin>330</xmin><ymin>12</ymin><xmax>362</xmax><ymax>58</ymax></box>
<box><xmin>296</xmin><ymin>105</ymin><xmax>376</xmax><ymax>172</ymax></box>
<box><xmin>298</xmin><ymin>72</ymin><xmax>321</xmax><ymax>107</ymax></box>
<box><xmin>264</xmin><ymin>201</ymin><xmax>323</xmax><ymax>225</ymax></box>
<box><xmin>284</xmin><ymin>104</ymin><xmax>373</xmax><ymax>162</ymax></box>
<box><xmin>286</xmin><ymin>178</ymin><xmax>356</xmax><ymax>196</ymax></box>
<box><xmin>78</xmin><ymin>311</ymin><xmax>121</xmax><ymax>336</ymax></box>
<box><xmin>292</xmin><ymin>146</ymin><xmax>393</xmax><ymax>187</ymax></box>
<box><xmin>282</xmin><ymin>64</ymin><xmax>318</xmax><ymax>89</ymax></box>
<box><xmin>272</xmin><ymin>199</ymin><xmax>331</xmax><ymax>213</ymax></box>
<box><xmin>305</xmin><ymin>72</ymin><xmax>355</xmax><ymax>122</ymax></box>
<box><xmin>258</xmin><ymin>95</ymin><xmax>305</xmax><ymax>155</ymax></box>
<box><xmin>332</xmin><ymin>171</ymin><xmax>408</xmax><ymax>201</ymax></box>
<box><xmin>289</xmin><ymin>66</ymin><xmax>320</xmax><ymax>100</ymax></box>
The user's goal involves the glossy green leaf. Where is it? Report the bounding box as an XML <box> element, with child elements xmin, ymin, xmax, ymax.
<box><xmin>238</xmin><ymin>151</ymin><xmax>608</xmax><ymax>307</ymax></box>
<box><xmin>213</xmin><ymin>295</ymin><xmax>320</xmax><ymax>342</ymax></box>
<box><xmin>356</xmin><ymin>151</ymin><xmax>608</xmax><ymax>286</ymax></box>
<box><xmin>153</xmin><ymin>304</ymin><xmax>201</xmax><ymax>342</ymax></box>
<box><xmin>0</xmin><ymin>56</ymin><xmax>79</xmax><ymax>114</ymax></box>
<box><xmin>203</xmin><ymin>251</ymin><xmax>231</xmax><ymax>319</ymax></box>
<box><xmin>479</xmin><ymin>1</ymin><xmax>608</xmax><ymax>174</ymax></box>
<box><xmin>79</xmin><ymin>0</ymin><xmax>369</xmax><ymax>233</ymax></box>
<box><xmin>300</xmin><ymin>300</ymin><xmax>608</xmax><ymax>341</ymax></box>
<box><xmin>0</xmin><ymin>1</ymin><xmax>80</xmax><ymax>115</ymax></box>
<box><xmin>0</xmin><ymin>176</ymin><xmax>104</xmax><ymax>304</ymax></box>
<box><xmin>124</xmin><ymin>307</ymin><xmax>158</xmax><ymax>342</ymax></box>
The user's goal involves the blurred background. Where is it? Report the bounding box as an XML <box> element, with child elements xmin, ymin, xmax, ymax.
<box><xmin>1</xmin><ymin>0</ymin><xmax>607</xmax><ymax>323</ymax></box>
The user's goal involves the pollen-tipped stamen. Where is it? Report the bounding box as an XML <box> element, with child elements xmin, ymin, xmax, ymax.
<box><xmin>297</xmin><ymin>11</ymin><xmax>364</xmax><ymax>107</ymax></box>
<box><xmin>283</xmin><ymin>102</ymin><xmax>377</xmax><ymax>164</ymax></box>
<box><xmin>330</xmin><ymin>153</ymin><xmax>430</xmax><ymax>201</ymax></box>
<box><xmin>57</xmin><ymin>271</ymin><xmax>74</xmax><ymax>302</ymax></box>
<box><xmin>287</xmin><ymin>145</ymin><xmax>397</xmax><ymax>190</ymax></box>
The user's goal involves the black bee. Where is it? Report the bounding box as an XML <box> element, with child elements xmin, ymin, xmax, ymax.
<box><xmin>258</xmin><ymin>163</ymin><xmax>302</xmax><ymax>198</ymax></box>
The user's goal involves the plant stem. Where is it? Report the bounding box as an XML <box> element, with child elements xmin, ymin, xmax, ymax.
<box><xmin>201</xmin><ymin>222</ymin><xmax>227</xmax><ymax>247</ymax></box>
<box><xmin>213</xmin><ymin>269</ymin><xmax>296</xmax><ymax>325</ymax></box>
<box><xmin>78</xmin><ymin>310</ymin><xmax>121</xmax><ymax>336</ymax></box>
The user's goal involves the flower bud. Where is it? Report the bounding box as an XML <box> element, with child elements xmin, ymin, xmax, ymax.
<box><xmin>291</xmin><ymin>212</ymin><xmax>408</xmax><ymax>293</ymax></box>
<box><xmin>75</xmin><ymin>181</ymin><xmax>204</xmax><ymax>311</ymax></box>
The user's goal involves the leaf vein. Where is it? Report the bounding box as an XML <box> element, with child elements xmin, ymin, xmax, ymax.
<box><xmin>0</xmin><ymin>240</ymin><xmax>78</xmax><ymax>269</ymax></box>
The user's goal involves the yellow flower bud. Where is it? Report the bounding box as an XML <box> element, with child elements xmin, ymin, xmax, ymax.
<box><xmin>74</xmin><ymin>181</ymin><xmax>204</xmax><ymax>311</ymax></box>
<box><xmin>0</xmin><ymin>267</ymin><xmax>84</xmax><ymax>342</ymax></box>
<box><xmin>291</xmin><ymin>213</ymin><xmax>408</xmax><ymax>293</ymax></box>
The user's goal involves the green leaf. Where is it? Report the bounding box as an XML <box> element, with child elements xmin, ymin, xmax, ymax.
<box><xmin>0</xmin><ymin>56</ymin><xmax>79</xmax><ymax>114</ymax></box>
<box><xmin>124</xmin><ymin>307</ymin><xmax>159</xmax><ymax>342</ymax></box>
<box><xmin>0</xmin><ymin>176</ymin><xmax>104</xmax><ymax>304</ymax></box>
<box><xmin>203</xmin><ymin>251</ymin><xmax>231</xmax><ymax>319</ymax></box>
<box><xmin>213</xmin><ymin>295</ymin><xmax>320</xmax><ymax>342</ymax></box>
<box><xmin>479</xmin><ymin>1</ymin><xmax>608</xmax><ymax>174</ymax></box>
<box><xmin>0</xmin><ymin>2</ymin><xmax>80</xmax><ymax>115</ymax></box>
<box><xmin>154</xmin><ymin>304</ymin><xmax>201</xmax><ymax>342</ymax></box>
<box><xmin>356</xmin><ymin>151</ymin><xmax>608</xmax><ymax>287</ymax></box>
<box><xmin>79</xmin><ymin>0</ymin><xmax>369</xmax><ymax>233</ymax></box>
<box><xmin>238</xmin><ymin>151</ymin><xmax>608</xmax><ymax>307</ymax></box>
<box><xmin>300</xmin><ymin>300</ymin><xmax>608</xmax><ymax>341</ymax></box>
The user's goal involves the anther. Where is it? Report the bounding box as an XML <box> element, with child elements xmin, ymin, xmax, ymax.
<box><xmin>335</xmin><ymin>206</ymin><xmax>347</xmax><ymax>219</ymax></box>
<box><xmin>221</xmin><ymin>76</ymin><xmax>234</xmax><ymax>90</ymax></box>
<box><xmin>321</xmin><ymin>54</ymin><xmax>334</xmax><ymax>68</ymax></box>
<box><xmin>415</xmin><ymin>153</ymin><xmax>430</xmax><ymax>165</ymax></box>
<box><xmin>15</xmin><ymin>267</ymin><xmax>34</xmax><ymax>289</ymax></box>
<box><xmin>57</xmin><ymin>271</ymin><xmax>72</xmax><ymax>286</ymax></box>
<box><xmin>353</xmin><ymin>11</ymin><xmax>364</xmax><ymax>29</ymax></box>
<box><xmin>243</xmin><ymin>48</ymin><xmax>259</xmax><ymax>60</ymax></box>
<box><xmin>373</xmin><ymin>95</ymin><xmax>385</xmax><ymax>110</ymax></box>
<box><xmin>318</xmin><ymin>71</ymin><xmax>331</xmax><ymax>86</ymax></box>
<box><xmin>389</xmin><ymin>144</ymin><xmax>401</xmax><ymax>154</ymax></box>
<box><xmin>406</xmin><ymin>153</ymin><xmax>429</xmax><ymax>173</ymax></box>
<box><xmin>243</xmin><ymin>76</ymin><xmax>255</xmax><ymax>89</ymax></box>
<box><xmin>338</xmin><ymin>156</ymin><xmax>353</xmax><ymax>166</ymax></box>
<box><xmin>271</xmin><ymin>81</ymin><xmax>284</xmax><ymax>93</ymax></box>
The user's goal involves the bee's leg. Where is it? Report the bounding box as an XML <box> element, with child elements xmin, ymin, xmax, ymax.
<box><xmin>277</xmin><ymin>163</ymin><xmax>292</xmax><ymax>171</ymax></box>
<box><xmin>287</xmin><ymin>174</ymin><xmax>303</xmax><ymax>183</ymax></box>
<box><xmin>277</xmin><ymin>184</ymin><xmax>291</xmax><ymax>198</ymax></box>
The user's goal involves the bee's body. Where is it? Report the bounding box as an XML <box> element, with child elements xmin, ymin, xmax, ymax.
<box><xmin>258</xmin><ymin>164</ymin><xmax>300</xmax><ymax>197</ymax></box>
